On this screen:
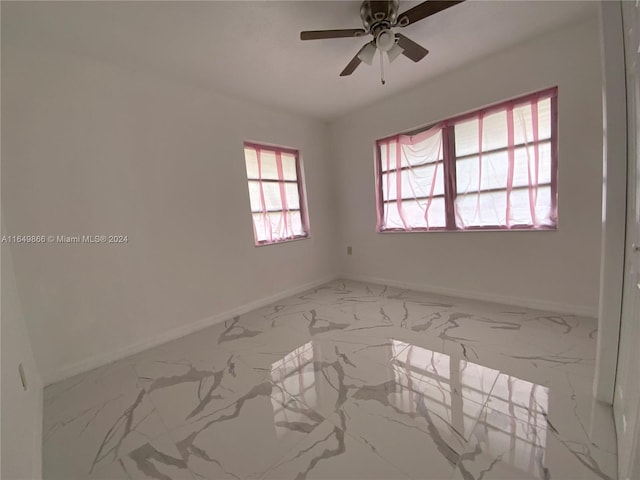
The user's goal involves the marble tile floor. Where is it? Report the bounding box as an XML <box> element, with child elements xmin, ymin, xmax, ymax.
<box><xmin>43</xmin><ymin>279</ymin><xmax>617</xmax><ymax>480</ymax></box>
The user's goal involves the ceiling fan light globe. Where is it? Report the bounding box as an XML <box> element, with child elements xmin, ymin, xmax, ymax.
<box><xmin>357</xmin><ymin>42</ymin><xmax>377</xmax><ymax>65</ymax></box>
<box><xmin>376</xmin><ymin>30</ymin><xmax>395</xmax><ymax>52</ymax></box>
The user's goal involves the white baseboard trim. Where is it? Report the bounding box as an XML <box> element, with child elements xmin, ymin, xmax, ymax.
<box><xmin>341</xmin><ymin>274</ymin><xmax>598</xmax><ymax>318</ymax></box>
<box><xmin>43</xmin><ymin>274</ymin><xmax>339</xmax><ymax>385</ymax></box>
<box><xmin>43</xmin><ymin>272</ymin><xmax>595</xmax><ymax>384</ymax></box>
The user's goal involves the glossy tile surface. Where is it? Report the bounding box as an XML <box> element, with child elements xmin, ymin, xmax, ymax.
<box><xmin>43</xmin><ymin>279</ymin><xmax>616</xmax><ymax>479</ymax></box>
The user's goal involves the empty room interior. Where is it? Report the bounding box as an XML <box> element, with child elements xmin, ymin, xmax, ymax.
<box><xmin>2</xmin><ymin>1</ymin><xmax>639</xmax><ymax>479</ymax></box>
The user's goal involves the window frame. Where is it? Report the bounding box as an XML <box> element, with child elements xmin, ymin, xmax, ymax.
<box><xmin>243</xmin><ymin>141</ymin><xmax>310</xmax><ymax>246</ymax></box>
<box><xmin>375</xmin><ymin>87</ymin><xmax>558</xmax><ymax>233</ymax></box>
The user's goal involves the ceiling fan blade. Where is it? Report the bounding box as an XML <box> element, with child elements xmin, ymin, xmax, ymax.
<box><xmin>300</xmin><ymin>29</ymin><xmax>366</xmax><ymax>40</ymax></box>
<box><xmin>396</xmin><ymin>1</ymin><xmax>465</xmax><ymax>27</ymax></box>
<box><xmin>340</xmin><ymin>43</ymin><xmax>372</xmax><ymax>76</ymax></box>
<box><xmin>396</xmin><ymin>34</ymin><xmax>429</xmax><ymax>62</ymax></box>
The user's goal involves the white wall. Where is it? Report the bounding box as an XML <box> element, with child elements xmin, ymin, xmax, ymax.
<box><xmin>331</xmin><ymin>16</ymin><xmax>603</xmax><ymax>315</ymax></box>
<box><xmin>1</xmin><ymin>223</ymin><xmax>44</xmax><ymax>480</ymax></box>
<box><xmin>1</xmin><ymin>45</ymin><xmax>338</xmax><ymax>384</ymax></box>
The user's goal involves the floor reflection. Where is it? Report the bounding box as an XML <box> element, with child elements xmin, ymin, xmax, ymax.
<box><xmin>270</xmin><ymin>338</ymin><xmax>552</xmax><ymax>475</ymax></box>
<box><xmin>270</xmin><ymin>341</ymin><xmax>317</xmax><ymax>438</ymax></box>
<box><xmin>395</xmin><ymin>340</ymin><xmax>550</xmax><ymax>476</ymax></box>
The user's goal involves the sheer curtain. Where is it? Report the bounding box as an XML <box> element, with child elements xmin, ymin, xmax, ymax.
<box><xmin>244</xmin><ymin>143</ymin><xmax>306</xmax><ymax>244</ymax></box>
<box><xmin>376</xmin><ymin>125</ymin><xmax>445</xmax><ymax>231</ymax></box>
<box><xmin>375</xmin><ymin>87</ymin><xmax>557</xmax><ymax>232</ymax></box>
<box><xmin>454</xmin><ymin>90</ymin><xmax>557</xmax><ymax>229</ymax></box>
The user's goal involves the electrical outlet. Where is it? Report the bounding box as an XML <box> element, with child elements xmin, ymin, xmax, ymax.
<box><xmin>347</xmin><ymin>246</ymin><xmax>352</xmax><ymax>255</ymax></box>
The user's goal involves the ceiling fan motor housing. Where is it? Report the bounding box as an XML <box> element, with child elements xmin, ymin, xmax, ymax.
<box><xmin>360</xmin><ymin>0</ymin><xmax>399</xmax><ymax>32</ymax></box>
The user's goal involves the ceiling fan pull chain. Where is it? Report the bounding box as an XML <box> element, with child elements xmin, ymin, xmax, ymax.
<box><xmin>380</xmin><ymin>49</ymin><xmax>385</xmax><ymax>85</ymax></box>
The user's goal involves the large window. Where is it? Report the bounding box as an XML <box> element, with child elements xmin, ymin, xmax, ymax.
<box><xmin>244</xmin><ymin>142</ymin><xmax>309</xmax><ymax>245</ymax></box>
<box><xmin>375</xmin><ymin>87</ymin><xmax>558</xmax><ymax>231</ymax></box>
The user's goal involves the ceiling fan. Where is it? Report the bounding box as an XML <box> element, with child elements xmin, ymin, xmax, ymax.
<box><xmin>300</xmin><ymin>0</ymin><xmax>465</xmax><ymax>83</ymax></box>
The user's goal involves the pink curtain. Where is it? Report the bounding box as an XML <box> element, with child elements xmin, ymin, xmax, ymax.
<box><xmin>454</xmin><ymin>89</ymin><xmax>557</xmax><ymax>229</ymax></box>
<box><xmin>375</xmin><ymin>87</ymin><xmax>558</xmax><ymax>232</ymax></box>
<box><xmin>376</xmin><ymin>125</ymin><xmax>444</xmax><ymax>231</ymax></box>
<box><xmin>246</xmin><ymin>143</ymin><xmax>304</xmax><ymax>244</ymax></box>
<box><xmin>255</xmin><ymin>147</ymin><xmax>272</xmax><ymax>243</ymax></box>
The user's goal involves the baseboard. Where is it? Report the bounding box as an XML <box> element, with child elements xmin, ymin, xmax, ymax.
<box><xmin>43</xmin><ymin>274</ymin><xmax>339</xmax><ymax>385</ymax></box>
<box><xmin>341</xmin><ymin>273</ymin><xmax>598</xmax><ymax>318</ymax></box>
<box><xmin>43</xmin><ymin>272</ymin><xmax>595</xmax><ymax>384</ymax></box>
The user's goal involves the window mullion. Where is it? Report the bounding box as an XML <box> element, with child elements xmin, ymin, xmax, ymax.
<box><xmin>442</xmin><ymin>125</ymin><xmax>458</xmax><ymax>230</ymax></box>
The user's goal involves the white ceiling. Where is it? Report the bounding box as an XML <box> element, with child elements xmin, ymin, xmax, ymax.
<box><xmin>2</xmin><ymin>1</ymin><xmax>597</xmax><ymax>120</ymax></box>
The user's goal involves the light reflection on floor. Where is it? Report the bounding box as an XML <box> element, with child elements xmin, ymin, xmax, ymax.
<box><xmin>270</xmin><ymin>338</ymin><xmax>551</xmax><ymax>478</ymax></box>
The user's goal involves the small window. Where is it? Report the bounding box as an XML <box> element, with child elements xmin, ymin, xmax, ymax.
<box><xmin>375</xmin><ymin>87</ymin><xmax>558</xmax><ymax>232</ymax></box>
<box><xmin>243</xmin><ymin>142</ymin><xmax>309</xmax><ymax>245</ymax></box>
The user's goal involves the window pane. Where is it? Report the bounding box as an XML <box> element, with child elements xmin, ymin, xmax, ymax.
<box><xmin>456</xmin><ymin>189</ymin><xmax>506</xmax><ymax>227</ymax></box>
<box><xmin>453</xmin><ymin>110</ymin><xmax>511</xmax><ymax>157</ymax></box>
<box><xmin>455</xmin><ymin>99</ymin><xmax>552</xmax><ymax>160</ymax></box>
<box><xmin>289</xmin><ymin>211</ymin><xmax>304</xmax><ymax>235</ymax></box>
<box><xmin>535</xmin><ymin>185</ymin><xmax>554</xmax><ymax>226</ymax></box>
<box><xmin>513</xmin><ymin>99</ymin><xmax>552</xmax><ymax>145</ymax></box>
<box><xmin>383</xmin><ymin>163</ymin><xmax>445</xmax><ymax>201</ymax></box>
<box><xmin>456</xmin><ymin>151</ymin><xmax>509</xmax><ymax>193</ymax></box>
<box><xmin>383</xmin><ymin>198</ymin><xmax>446</xmax><ymax>230</ymax></box>
<box><xmin>261</xmin><ymin>182</ymin><xmax>283</xmax><ymax>211</ymax></box>
<box><xmin>281</xmin><ymin>153</ymin><xmax>298</xmax><ymax>181</ymax></box>
<box><xmin>401</xmin><ymin>130</ymin><xmax>444</xmax><ymax>168</ymax></box>
<box><xmin>285</xmin><ymin>183</ymin><xmax>301</xmax><ymax>210</ymax></box>
<box><xmin>259</xmin><ymin>150</ymin><xmax>279</xmax><ymax>179</ymax></box>
<box><xmin>246</xmin><ymin>148</ymin><xmax>298</xmax><ymax>181</ymax></box>
<box><xmin>509</xmin><ymin>185</ymin><xmax>553</xmax><ymax>226</ymax></box>
<box><xmin>247</xmin><ymin>181</ymin><xmax>262</xmax><ymax>211</ymax></box>
<box><xmin>481</xmin><ymin>110</ymin><xmax>508</xmax><ymax>151</ymax></box>
<box><xmin>537</xmin><ymin>98</ymin><xmax>552</xmax><ymax>140</ymax></box>
<box><xmin>380</xmin><ymin>130</ymin><xmax>443</xmax><ymax>172</ymax></box>
<box><xmin>252</xmin><ymin>211</ymin><xmax>305</xmax><ymax>242</ymax></box>
<box><xmin>245</xmin><ymin>148</ymin><xmax>279</xmax><ymax>180</ymax></box>
<box><xmin>249</xmin><ymin>181</ymin><xmax>301</xmax><ymax>212</ymax></box>
<box><xmin>455</xmin><ymin>185</ymin><xmax>553</xmax><ymax>228</ymax></box>
<box><xmin>512</xmin><ymin>103</ymin><xmax>533</xmax><ymax>146</ymax></box>
<box><xmin>512</xmin><ymin>143</ymin><xmax>552</xmax><ymax>189</ymax></box>
<box><xmin>455</xmin><ymin>119</ymin><xmax>480</xmax><ymax>157</ymax></box>
<box><xmin>245</xmin><ymin>148</ymin><xmax>259</xmax><ymax>179</ymax></box>
<box><xmin>252</xmin><ymin>212</ymin><xmax>270</xmax><ymax>242</ymax></box>
<box><xmin>456</xmin><ymin>143</ymin><xmax>551</xmax><ymax>194</ymax></box>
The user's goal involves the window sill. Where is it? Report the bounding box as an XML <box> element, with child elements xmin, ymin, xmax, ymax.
<box><xmin>377</xmin><ymin>226</ymin><xmax>557</xmax><ymax>234</ymax></box>
<box><xmin>254</xmin><ymin>234</ymin><xmax>310</xmax><ymax>247</ymax></box>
